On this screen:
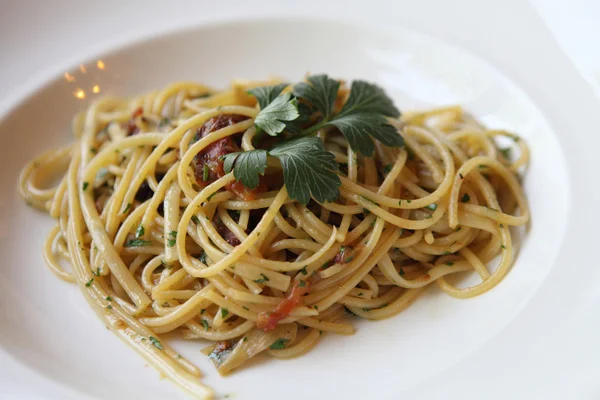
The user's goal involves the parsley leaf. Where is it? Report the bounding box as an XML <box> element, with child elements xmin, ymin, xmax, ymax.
<box><xmin>253</xmin><ymin>92</ymin><xmax>299</xmax><ymax>136</ymax></box>
<box><xmin>222</xmin><ymin>149</ymin><xmax>268</xmax><ymax>189</ymax></box>
<box><xmin>148</xmin><ymin>336</ymin><xmax>163</xmax><ymax>350</ymax></box>
<box><xmin>253</xmin><ymin>273</ymin><xmax>270</xmax><ymax>284</ymax></box>
<box><xmin>327</xmin><ymin>113</ymin><xmax>401</xmax><ymax>156</ymax></box>
<box><xmin>248</xmin><ymin>83</ymin><xmax>289</xmax><ymax>109</ymax></box>
<box><xmin>269</xmin><ymin>137</ymin><xmax>340</xmax><ymax>204</ymax></box>
<box><xmin>338</xmin><ymin>80</ymin><xmax>400</xmax><ymax>118</ymax></box>
<box><xmin>293</xmin><ymin>74</ymin><xmax>339</xmax><ymax>119</ymax></box>
<box><xmin>221</xmin><ymin>308</ymin><xmax>229</xmax><ymax>319</ymax></box>
<box><xmin>135</xmin><ymin>224</ymin><xmax>145</xmax><ymax>238</ymax></box>
<box><xmin>125</xmin><ymin>239</ymin><xmax>152</xmax><ymax>247</ymax></box>
<box><xmin>270</xmin><ymin>338</ymin><xmax>289</xmax><ymax>350</ymax></box>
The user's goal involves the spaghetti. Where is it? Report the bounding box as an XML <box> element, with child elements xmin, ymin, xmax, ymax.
<box><xmin>19</xmin><ymin>76</ymin><xmax>530</xmax><ymax>399</ymax></box>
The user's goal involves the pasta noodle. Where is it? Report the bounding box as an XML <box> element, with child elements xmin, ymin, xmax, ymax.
<box><xmin>18</xmin><ymin>77</ymin><xmax>530</xmax><ymax>399</ymax></box>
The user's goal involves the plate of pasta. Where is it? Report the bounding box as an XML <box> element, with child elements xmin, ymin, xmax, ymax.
<box><xmin>0</xmin><ymin>15</ymin><xmax>577</xmax><ymax>400</ymax></box>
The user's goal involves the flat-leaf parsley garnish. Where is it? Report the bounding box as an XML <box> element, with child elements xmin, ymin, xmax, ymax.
<box><xmin>225</xmin><ymin>74</ymin><xmax>403</xmax><ymax>204</ymax></box>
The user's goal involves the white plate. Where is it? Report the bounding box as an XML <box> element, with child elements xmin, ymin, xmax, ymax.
<box><xmin>1</xmin><ymin>7</ymin><xmax>599</xmax><ymax>400</ymax></box>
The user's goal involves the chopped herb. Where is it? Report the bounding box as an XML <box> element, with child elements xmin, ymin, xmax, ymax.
<box><xmin>92</xmin><ymin>267</ymin><xmax>100</xmax><ymax>276</ymax></box>
<box><xmin>358</xmin><ymin>292</ymin><xmax>364</xmax><ymax>297</ymax></box>
<box><xmin>125</xmin><ymin>239</ymin><xmax>152</xmax><ymax>247</ymax></box>
<box><xmin>407</xmin><ymin>200</ymin><xmax>412</xmax><ymax>204</ymax></box>
<box><xmin>298</xmin><ymin>280</ymin><xmax>306</xmax><ymax>287</ymax></box>
<box><xmin>191</xmin><ymin>215</ymin><xmax>200</xmax><ymax>224</ymax></box>
<box><xmin>383</xmin><ymin>164</ymin><xmax>393</xmax><ymax>174</ymax></box>
<box><xmin>314</xmin><ymin>305</ymin><xmax>319</xmax><ymax>310</ymax></box>
<box><xmin>123</xmin><ymin>203</ymin><xmax>132</xmax><ymax>213</ymax></box>
<box><xmin>319</xmin><ymin>330</ymin><xmax>323</xmax><ymax>335</ymax></box>
<box><xmin>499</xmin><ymin>147</ymin><xmax>512</xmax><ymax>159</ymax></box>
<box><xmin>344</xmin><ymin>306</ymin><xmax>357</xmax><ymax>316</ymax></box>
<box><xmin>135</xmin><ymin>224</ymin><xmax>145</xmax><ymax>238</ymax></box>
<box><xmin>206</xmin><ymin>191</ymin><xmax>217</xmax><ymax>202</ymax></box>
<box><xmin>149</xmin><ymin>336</ymin><xmax>163</xmax><ymax>350</ymax></box>
<box><xmin>221</xmin><ymin>308</ymin><xmax>229</xmax><ymax>319</ymax></box>
<box><xmin>253</xmin><ymin>273</ymin><xmax>270</xmax><ymax>284</ymax></box>
<box><xmin>106</xmin><ymin>296</ymin><xmax>112</xmax><ymax>301</ymax></box>
<box><xmin>169</xmin><ymin>230</ymin><xmax>177</xmax><ymax>237</ymax></box>
<box><xmin>426</xmin><ymin>204</ymin><xmax>437</xmax><ymax>211</ymax></box>
<box><xmin>202</xmin><ymin>164</ymin><xmax>209</xmax><ymax>181</ymax></box>
<box><xmin>243</xmin><ymin>337</ymin><xmax>248</xmax><ymax>342</ymax></box>
<box><xmin>362</xmin><ymin>208</ymin><xmax>371</xmax><ymax>215</ymax></box>
<box><xmin>167</xmin><ymin>238</ymin><xmax>176</xmax><ymax>247</ymax></box>
<box><xmin>198</xmin><ymin>252</ymin><xmax>208</xmax><ymax>264</ymax></box>
<box><xmin>398</xmin><ymin>200</ymin><xmax>402</xmax><ymax>206</ymax></box>
<box><xmin>362</xmin><ymin>308</ymin><xmax>370</xmax><ymax>312</ymax></box>
<box><xmin>200</xmin><ymin>309</ymin><xmax>206</xmax><ymax>315</ymax></box>
<box><xmin>82</xmin><ymin>182</ymin><xmax>89</xmax><ymax>191</ymax></box>
<box><xmin>85</xmin><ymin>278</ymin><xmax>94</xmax><ymax>287</ymax></box>
<box><xmin>399</xmin><ymin>268</ymin><xmax>405</xmax><ymax>276</ymax></box>
<box><xmin>478</xmin><ymin>164</ymin><xmax>486</xmax><ymax>169</ymax></box>
<box><xmin>270</xmin><ymin>338</ymin><xmax>289</xmax><ymax>349</ymax></box>
<box><xmin>176</xmin><ymin>354</ymin><xmax>182</xmax><ymax>359</ymax></box>
<box><xmin>106</xmin><ymin>305</ymin><xmax>112</xmax><ymax>310</ymax></box>
<box><xmin>461</xmin><ymin>193</ymin><xmax>470</xmax><ymax>203</ymax></box>
<box><xmin>445</xmin><ymin>262</ymin><xmax>455</xmax><ymax>266</ymax></box>
<box><xmin>443</xmin><ymin>251</ymin><xmax>452</xmax><ymax>255</ymax></box>
<box><xmin>159</xmin><ymin>117</ymin><xmax>170</xmax><ymax>127</ymax></box>
<box><xmin>344</xmin><ymin>256</ymin><xmax>355</xmax><ymax>263</ymax></box>
<box><xmin>242</xmin><ymin>306</ymin><xmax>249</xmax><ymax>311</ymax></box>
<box><xmin>201</xmin><ymin>319</ymin><xmax>209</xmax><ymax>331</ymax></box>
<box><xmin>90</xmin><ymin>147</ymin><xmax>97</xmax><ymax>154</ymax></box>
<box><xmin>299</xmin><ymin>266</ymin><xmax>308</xmax><ymax>275</ymax></box>
<box><xmin>501</xmin><ymin>244</ymin><xmax>507</xmax><ymax>249</ymax></box>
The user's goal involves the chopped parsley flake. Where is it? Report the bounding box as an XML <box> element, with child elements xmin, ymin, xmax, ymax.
<box><xmin>221</xmin><ymin>308</ymin><xmax>229</xmax><ymax>319</ymax></box>
<box><xmin>82</xmin><ymin>182</ymin><xmax>89</xmax><ymax>191</ymax></box>
<box><xmin>270</xmin><ymin>338</ymin><xmax>289</xmax><ymax>349</ymax></box>
<box><xmin>149</xmin><ymin>336</ymin><xmax>163</xmax><ymax>350</ymax></box>
<box><xmin>461</xmin><ymin>193</ymin><xmax>470</xmax><ymax>203</ymax></box>
<box><xmin>253</xmin><ymin>273</ymin><xmax>270</xmax><ymax>284</ymax></box>
<box><xmin>85</xmin><ymin>278</ymin><xmax>94</xmax><ymax>287</ymax></box>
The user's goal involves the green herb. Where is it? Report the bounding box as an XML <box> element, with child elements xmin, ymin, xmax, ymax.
<box><xmin>501</xmin><ymin>244</ymin><xmax>506</xmax><ymax>249</ymax></box>
<box><xmin>298</xmin><ymin>280</ymin><xmax>306</xmax><ymax>287</ymax></box>
<box><xmin>149</xmin><ymin>336</ymin><xmax>163</xmax><ymax>350</ymax></box>
<box><xmin>201</xmin><ymin>319</ymin><xmax>209</xmax><ymax>331</ymax></box>
<box><xmin>206</xmin><ymin>191</ymin><xmax>217</xmax><ymax>202</ymax></box>
<box><xmin>319</xmin><ymin>330</ymin><xmax>323</xmax><ymax>335</ymax></box>
<box><xmin>426</xmin><ymin>204</ymin><xmax>437</xmax><ymax>211</ymax></box>
<box><xmin>92</xmin><ymin>267</ymin><xmax>100</xmax><ymax>276</ymax></box>
<box><xmin>383</xmin><ymin>164</ymin><xmax>393</xmax><ymax>174</ymax></box>
<box><xmin>221</xmin><ymin>308</ymin><xmax>229</xmax><ymax>319</ymax></box>
<box><xmin>106</xmin><ymin>296</ymin><xmax>112</xmax><ymax>301</ymax></box>
<box><xmin>125</xmin><ymin>239</ymin><xmax>152</xmax><ymax>247</ymax></box>
<box><xmin>159</xmin><ymin>117</ymin><xmax>170</xmax><ymax>127</ymax></box>
<box><xmin>344</xmin><ymin>256</ymin><xmax>354</xmax><ymax>263</ymax></box>
<box><xmin>362</xmin><ymin>208</ymin><xmax>371</xmax><ymax>216</ymax></box>
<box><xmin>191</xmin><ymin>215</ymin><xmax>200</xmax><ymax>224</ymax></box>
<box><xmin>242</xmin><ymin>306</ymin><xmax>249</xmax><ymax>311</ymax></box>
<box><xmin>169</xmin><ymin>230</ymin><xmax>177</xmax><ymax>237</ymax></box>
<box><xmin>123</xmin><ymin>203</ymin><xmax>132</xmax><ymax>214</ymax></box>
<box><xmin>202</xmin><ymin>164</ymin><xmax>209</xmax><ymax>181</ymax></box>
<box><xmin>198</xmin><ymin>252</ymin><xmax>208</xmax><ymax>264</ymax></box>
<box><xmin>499</xmin><ymin>147</ymin><xmax>512</xmax><ymax>159</ymax></box>
<box><xmin>294</xmin><ymin>76</ymin><xmax>403</xmax><ymax>156</ymax></box>
<box><xmin>443</xmin><ymin>251</ymin><xmax>452</xmax><ymax>255</ymax></box>
<box><xmin>167</xmin><ymin>238</ymin><xmax>176</xmax><ymax>247</ymax></box>
<box><xmin>445</xmin><ymin>262</ymin><xmax>454</xmax><ymax>266</ymax></box>
<box><xmin>299</xmin><ymin>266</ymin><xmax>308</xmax><ymax>275</ymax></box>
<box><xmin>459</xmin><ymin>173</ymin><xmax>464</xmax><ymax>179</ymax></box>
<box><xmin>270</xmin><ymin>338</ymin><xmax>289</xmax><ymax>350</ymax></box>
<box><xmin>399</xmin><ymin>268</ymin><xmax>405</xmax><ymax>276</ymax></box>
<box><xmin>314</xmin><ymin>305</ymin><xmax>319</xmax><ymax>310</ymax></box>
<box><xmin>106</xmin><ymin>305</ymin><xmax>113</xmax><ymax>310</ymax></box>
<box><xmin>461</xmin><ymin>193</ymin><xmax>470</xmax><ymax>203</ymax></box>
<box><xmin>358</xmin><ymin>292</ymin><xmax>363</xmax><ymax>297</ymax></box>
<box><xmin>222</xmin><ymin>149</ymin><xmax>268</xmax><ymax>190</ymax></box>
<box><xmin>90</xmin><ymin>147</ymin><xmax>97</xmax><ymax>154</ymax></box>
<box><xmin>224</xmin><ymin>137</ymin><xmax>340</xmax><ymax>204</ymax></box>
<box><xmin>398</xmin><ymin>200</ymin><xmax>402</xmax><ymax>206</ymax></box>
<box><xmin>82</xmin><ymin>182</ymin><xmax>89</xmax><ymax>191</ymax></box>
<box><xmin>362</xmin><ymin>308</ymin><xmax>370</xmax><ymax>312</ymax></box>
<box><xmin>344</xmin><ymin>306</ymin><xmax>357</xmax><ymax>316</ymax></box>
<box><xmin>85</xmin><ymin>278</ymin><xmax>94</xmax><ymax>287</ymax></box>
<box><xmin>200</xmin><ymin>309</ymin><xmax>206</xmax><ymax>315</ymax></box>
<box><xmin>253</xmin><ymin>273</ymin><xmax>270</xmax><ymax>284</ymax></box>
<box><xmin>407</xmin><ymin>200</ymin><xmax>412</xmax><ymax>204</ymax></box>
<box><xmin>254</xmin><ymin>92</ymin><xmax>300</xmax><ymax>136</ymax></box>
<box><xmin>135</xmin><ymin>224</ymin><xmax>145</xmax><ymax>238</ymax></box>
<box><xmin>176</xmin><ymin>354</ymin><xmax>182</xmax><ymax>359</ymax></box>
